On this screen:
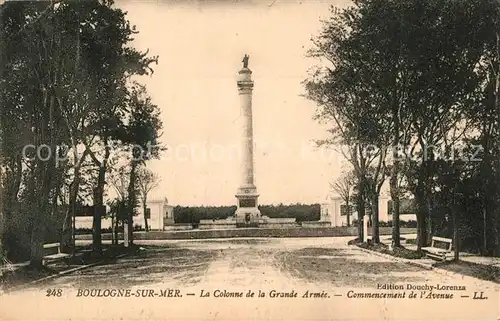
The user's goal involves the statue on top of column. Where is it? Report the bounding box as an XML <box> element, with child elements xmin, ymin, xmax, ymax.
<box><xmin>242</xmin><ymin>54</ymin><xmax>249</xmax><ymax>68</ymax></box>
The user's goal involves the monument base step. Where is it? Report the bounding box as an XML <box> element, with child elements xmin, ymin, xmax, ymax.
<box><xmin>236</xmin><ymin>222</ymin><xmax>259</xmax><ymax>228</ymax></box>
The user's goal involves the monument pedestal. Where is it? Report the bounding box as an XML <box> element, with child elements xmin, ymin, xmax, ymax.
<box><xmin>235</xmin><ymin>185</ymin><xmax>261</xmax><ymax>227</ymax></box>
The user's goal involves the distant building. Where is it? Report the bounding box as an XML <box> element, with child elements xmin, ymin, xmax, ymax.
<box><xmin>320</xmin><ymin>193</ymin><xmax>417</xmax><ymax>227</ymax></box>
<box><xmin>136</xmin><ymin>197</ymin><xmax>175</xmax><ymax>231</ymax></box>
<box><xmin>75</xmin><ymin>198</ymin><xmax>174</xmax><ymax>231</ymax></box>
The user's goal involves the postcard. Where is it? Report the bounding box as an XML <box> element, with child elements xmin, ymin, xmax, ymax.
<box><xmin>0</xmin><ymin>0</ymin><xmax>499</xmax><ymax>320</ymax></box>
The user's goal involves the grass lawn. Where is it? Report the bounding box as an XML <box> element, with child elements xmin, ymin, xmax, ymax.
<box><xmin>352</xmin><ymin>238</ymin><xmax>500</xmax><ymax>284</ymax></box>
<box><xmin>357</xmin><ymin>241</ymin><xmax>425</xmax><ymax>259</ymax></box>
<box><xmin>0</xmin><ymin>244</ymin><xmax>137</xmax><ymax>291</ymax></box>
<box><xmin>435</xmin><ymin>260</ymin><xmax>500</xmax><ymax>283</ymax></box>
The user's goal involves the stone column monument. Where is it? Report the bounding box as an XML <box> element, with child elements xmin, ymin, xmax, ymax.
<box><xmin>235</xmin><ymin>54</ymin><xmax>261</xmax><ymax>227</ymax></box>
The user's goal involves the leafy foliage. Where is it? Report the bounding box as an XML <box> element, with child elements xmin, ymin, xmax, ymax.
<box><xmin>305</xmin><ymin>0</ymin><xmax>500</xmax><ymax>255</ymax></box>
<box><xmin>0</xmin><ymin>0</ymin><xmax>162</xmax><ymax>264</ymax></box>
<box><xmin>173</xmin><ymin>204</ymin><xmax>321</xmax><ymax>224</ymax></box>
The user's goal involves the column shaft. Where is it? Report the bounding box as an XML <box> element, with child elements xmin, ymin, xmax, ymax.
<box><xmin>239</xmin><ymin>87</ymin><xmax>254</xmax><ymax>187</ymax></box>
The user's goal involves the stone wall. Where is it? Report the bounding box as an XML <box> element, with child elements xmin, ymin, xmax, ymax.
<box><xmin>301</xmin><ymin>221</ymin><xmax>332</xmax><ymax>228</ymax></box>
<box><xmin>261</xmin><ymin>223</ymin><xmax>300</xmax><ymax>229</ymax></box>
<box><xmin>199</xmin><ymin>219</ymin><xmax>238</xmax><ymax>230</ymax></box>
<box><xmin>75</xmin><ymin>227</ymin><xmax>416</xmax><ymax>240</ymax></box>
<box><xmin>199</xmin><ymin>223</ymin><xmax>237</xmax><ymax>230</ymax></box>
<box><xmin>163</xmin><ymin>224</ymin><xmax>193</xmax><ymax>231</ymax></box>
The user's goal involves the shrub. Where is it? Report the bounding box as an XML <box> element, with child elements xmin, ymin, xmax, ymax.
<box><xmin>347</xmin><ymin>238</ymin><xmax>361</xmax><ymax>245</ymax></box>
<box><xmin>383</xmin><ymin>247</ymin><xmax>423</xmax><ymax>259</ymax></box>
<box><xmin>372</xmin><ymin>220</ymin><xmax>418</xmax><ymax>228</ymax></box>
<box><xmin>379</xmin><ymin>221</ymin><xmax>390</xmax><ymax>227</ymax></box>
<box><xmin>75</xmin><ymin>227</ymin><xmax>115</xmax><ymax>235</ymax></box>
<box><xmin>173</xmin><ymin>204</ymin><xmax>321</xmax><ymax>223</ymax></box>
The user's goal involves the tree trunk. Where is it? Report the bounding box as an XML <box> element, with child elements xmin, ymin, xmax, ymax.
<box><xmin>127</xmin><ymin>160</ymin><xmax>139</xmax><ymax>246</ymax></box>
<box><xmin>92</xmin><ymin>143</ymin><xmax>110</xmax><ymax>254</ymax></box>
<box><xmin>92</xmin><ymin>166</ymin><xmax>105</xmax><ymax>255</ymax></box>
<box><xmin>494</xmin><ymin>209</ymin><xmax>500</xmax><ymax>256</ymax></box>
<box><xmin>489</xmin><ymin>193</ymin><xmax>500</xmax><ymax>256</ymax></box>
<box><xmin>425</xmin><ymin>174</ymin><xmax>434</xmax><ymax>243</ymax></box>
<box><xmin>111</xmin><ymin>210</ymin><xmax>116</xmax><ymax>245</ymax></box>
<box><xmin>415</xmin><ymin>185</ymin><xmax>428</xmax><ymax>251</ymax></box>
<box><xmin>390</xmin><ymin>163</ymin><xmax>401</xmax><ymax>247</ymax></box>
<box><xmin>0</xmin><ymin>164</ymin><xmax>3</xmax><ymax>256</ymax></box>
<box><xmin>50</xmin><ymin>167</ymin><xmax>63</xmax><ymax>219</ymax></box>
<box><xmin>481</xmin><ymin>135</ymin><xmax>490</xmax><ymax>255</ymax></box>
<box><xmin>483</xmin><ymin>162</ymin><xmax>499</xmax><ymax>257</ymax></box>
<box><xmin>391</xmin><ymin>197</ymin><xmax>401</xmax><ymax>247</ymax></box>
<box><xmin>143</xmin><ymin>201</ymin><xmax>149</xmax><ymax>232</ymax></box>
<box><xmin>371</xmin><ymin>194</ymin><xmax>380</xmax><ymax>243</ymax></box>
<box><xmin>114</xmin><ymin>208</ymin><xmax>120</xmax><ymax>245</ymax></box>
<box><xmin>2</xmin><ymin>155</ymin><xmax>23</xmax><ymax>260</ymax></box>
<box><xmin>346</xmin><ymin>200</ymin><xmax>351</xmax><ymax>227</ymax></box>
<box><xmin>61</xmin><ymin>195</ymin><xmax>74</xmax><ymax>253</ymax></box>
<box><xmin>0</xmin><ymin>171</ymin><xmax>3</xmax><ymax>271</ymax></box>
<box><xmin>453</xmin><ymin>206</ymin><xmax>459</xmax><ymax>261</ymax></box>
<box><xmin>357</xmin><ymin>180</ymin><xmax>366</xmax><ymax>241</ymax></box>
<box><xmin>61</xmin><ymin>167</ymin><xmax>81</xmax><ymax>253</ymax></box>
<box><xmin>358</xmin><ymin>213</ymin><xmax>364</xmax><ymax>241</ymax></box>
<box><xmin>30</xmin><ymin>180</ymin><xmax>52</xmax><ymax>266</ymax></box>
<box><xmin>427</xmin><ymin>197</ymin><xmax>433</xmax><ymax>240</ymax></box>
<box><xmin>494</xmin><ymin>29</ymin><xmax>500</xmax><ymax>256</ymax></box>
<box><xmin>482</xmin><ymin>207</ymin><xmax>488</xmax><ymax>255</ymax></box>
<box><xmin>92</xmin><ymin>188</ymin><xmax>103</xmax><ymax>254</ymax></box>
<box><xmin>30</xmin><ymin>159</ymin><xmax>54</xmax><ymax>268</ymax></box>
<box><xmin>30</xmin><ymin>208</ymin><xmax>45</xmax><ymax>268</ymax></box>
<box><xmin>30</xmin><ymin>105</ymin><xmax>56</xmax><ymax>267</ymax></box>
<box><xmin>390</xmin><ymin>77</ymin><xmax>402</xmax><ymax>248</ymax></box>
<box><xmin>452</xmin><ymin>180</ymin><xmax>459</xmax><ymax>261</ymax></box>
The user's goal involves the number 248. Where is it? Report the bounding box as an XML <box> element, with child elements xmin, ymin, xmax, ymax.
<box><xmin>46</xmin><ymin>289</ymin><xmax>63</xmax><ymax>297</ymax></box>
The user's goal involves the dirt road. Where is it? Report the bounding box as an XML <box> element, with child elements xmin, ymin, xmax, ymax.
<box><xmin>1</xmin><ymin>237</ymin><xmax>498</xmax><ymax>320</ymax></box>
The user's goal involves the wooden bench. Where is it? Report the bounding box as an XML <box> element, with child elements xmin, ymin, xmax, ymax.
<box><xmin>42</xmin><ymin>243</ymin><xmax>71</xmax><ymax>264</ymax></box>
<box><xmin>422</xmin><ymin>236</ymin><xmax>452</xmax><ymax>261</ymax></box>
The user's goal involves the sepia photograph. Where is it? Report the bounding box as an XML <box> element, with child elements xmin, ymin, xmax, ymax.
<box><xmin>0</xmin><ymin>0</ymin><xmax>499</xmax><ymax>320</ymax></box>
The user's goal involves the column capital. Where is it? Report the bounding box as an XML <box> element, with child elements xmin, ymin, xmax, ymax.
<box><xmin>238</xmin><ymin>67</ymin><xmax>252</xmax><ymax>75</ymax></box>
<box><xmin>237</xmin><ymin>84</ymin><xmax>253</xmax><ymax>94</ymax></box>
<box><xmin>238</xmin><ymin>68</ymin><xmax>253</xmax><ymax>82</ymax></box>
<box><xmin>237</xmin><ymin>80</ymin><xmax>254</xmax><ymax>86</ymax></box>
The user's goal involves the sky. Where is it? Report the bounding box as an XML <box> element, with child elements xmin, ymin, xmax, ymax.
<box><xmin>117</xmin><ymin>0</ymin><xmax>353</xmax><ymax>206</ymax></box>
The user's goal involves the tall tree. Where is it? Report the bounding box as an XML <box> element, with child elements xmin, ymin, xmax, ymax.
<box><xmin>0</xmin><ymin>0</ymin><xmax>160</xmax><ymax>264</ymax></box>
<box><xmin>305</xmin><ymin>0</ymin><xmax>491</xmax><ymax>250</ymax></box>
<box><xmin>0</xmin><ymin>1</ymin><xmax>71</xmax><ymax>266</ymax></box>
<box><xmin>137</xmin><ymin>167</ymin><xmax>161</xmax><ymax>232</ymax></box>
<box><xmin>331</xmin><ymin>170</ymin><xmax>355</xmax><ymax>227</ymax></box>
<box><xmin>77</xmin><ymin>0</ymin><xmax>158</xmax><ymax>254</ymax></box>
<box><xmin>304</xmin><ymin>4</ymin><xmax>390</xmax><ymax>243</ymax></box>
<box><xmin>108</xmin><ymin>164</ymin><xmax>131</xmax><ymax>244</ymax></box>
<box><xmin>120</xmin><ymin>83</ymin><xmax>163</xmax><ymax>245</ymax></box>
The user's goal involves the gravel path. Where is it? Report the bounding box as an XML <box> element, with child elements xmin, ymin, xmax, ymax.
<box><xmin>1</xmin><ymin>237</ymin><xmax>498</xmax><ymax>321</ymax></box>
